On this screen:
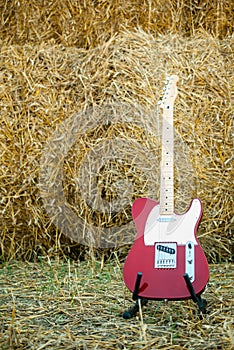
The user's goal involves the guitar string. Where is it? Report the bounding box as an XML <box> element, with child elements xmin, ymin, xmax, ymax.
<box><xmin>159</xmin><ymin>76</ymin><xmax>174</xmax><ymax>267</ymax></box>
<box><xmin>158</xmin><ymin>77</ymin><xmax>167</xmax><ymax>266</ymax></box>
<box><xmin>159</xmin><ymin>76</ymin><xmax>169</xmax><ymax>266</ymax></box>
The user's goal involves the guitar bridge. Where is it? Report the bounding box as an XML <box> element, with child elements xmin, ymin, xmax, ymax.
<box><xmin>155</xmin><ymin>243</ymin><xmax>177</xmax><ymax>269</ymax></box>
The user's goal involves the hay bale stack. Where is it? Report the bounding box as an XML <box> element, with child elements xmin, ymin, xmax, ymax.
<box><xmin>1</xmin><ymin>0</ymin><xmax>233</xmax><ymax>48</ymax></box>
<box><xmin>0</xmin><ymin>29</ymin><xmax>233</xmax><ymax>261</ymax></box>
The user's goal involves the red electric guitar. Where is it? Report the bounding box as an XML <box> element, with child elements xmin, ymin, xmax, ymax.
<box><xmin>123</xmin><ymin>75</ymin><xmax>209</xmax><ymax>301</ymax></box>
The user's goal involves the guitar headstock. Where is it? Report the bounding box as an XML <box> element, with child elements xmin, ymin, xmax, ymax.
<box><xmin>159</xmin><ymin>75</ymin><xmax>179</xmax><ymax>110</ymax></box>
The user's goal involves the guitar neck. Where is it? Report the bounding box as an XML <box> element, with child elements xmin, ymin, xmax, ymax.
<box><xmin>159</xmin><ymin>98</ymin><xmax>175</xmax><ymax>216</ymax></box>
<box><xmin>159</xmin><ymin>75</ymin><xmax>178</xmax><ymax>216</ymax></box>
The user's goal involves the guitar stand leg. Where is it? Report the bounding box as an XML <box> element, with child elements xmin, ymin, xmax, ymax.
<box><xmin>122</xmin><ymin>297</ymin><xmax>148</xmax><ymax>319</ymax></box>
<box><xmin>183</xmin><ymin>273</ymin><xmax>207</xmax><ymax>314</ymax></box>
<box><xmin>123</xmin><ymin>272</ymin><xmax>148</xmax><ymax>319</ymax></box>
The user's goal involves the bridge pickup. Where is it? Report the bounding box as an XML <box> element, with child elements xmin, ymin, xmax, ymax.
<box><xmin>155</xmin><ymin>243</ymin><xmax>177</xmax><ymax>269</ymax></box>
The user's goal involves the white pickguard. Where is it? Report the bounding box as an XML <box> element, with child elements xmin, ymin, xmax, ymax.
<box><xmin>144</xmin><ymin>198</ymin><xmax>201</xmax><ymax>246</ymax></box>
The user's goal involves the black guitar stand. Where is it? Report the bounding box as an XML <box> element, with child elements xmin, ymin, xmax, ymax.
<box><xmin>122</xmin><ymin>272</ymin><xmax>207</xmax><ymax>319</ymax></box>
<box><xmin>123</xmin><ymin>272</ymin><xmax>148</xmax><ymax>319</ymax></box>
<box><xmin>183</xmin><ymin>273</ymin><xmax>207</xmax><ymax>314</ymax></box>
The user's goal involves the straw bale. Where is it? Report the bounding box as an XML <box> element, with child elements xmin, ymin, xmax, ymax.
<box><xmin>1</xmin><ymin>0</ymin><xmax>233</xmax><ymax>48</ymax></box>
<box><xmin>0</xmin><ymin>30</ymin><xmax>233</xmax><ymax>261</ymax></box>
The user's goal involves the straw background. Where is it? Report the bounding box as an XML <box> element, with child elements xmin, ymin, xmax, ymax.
<box><xmin>1</xmin><ymin>0</ymin><xmax>234</xmax><ymax>47</ymax></box>
<box><xmin>0</xmin><ymin>0</ymin><xmax>233</xmax><ymax>262</ymax></box>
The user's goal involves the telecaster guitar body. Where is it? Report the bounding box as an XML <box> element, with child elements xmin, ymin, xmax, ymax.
<box><xmin>123</xmin><ymin>197</ymin><xmax>209</xmax><ymax>299</ymax></box>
